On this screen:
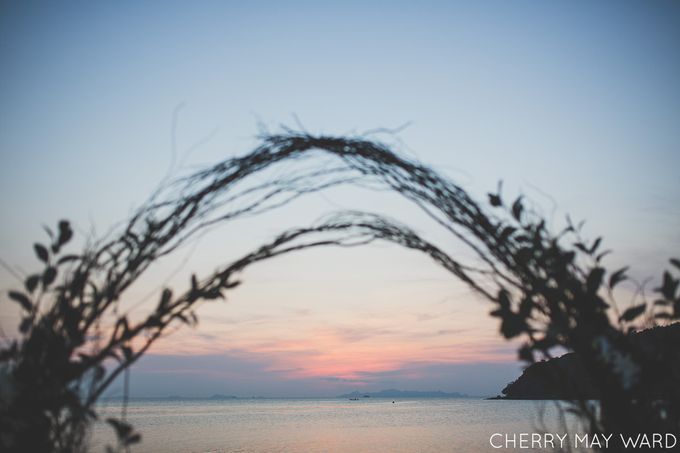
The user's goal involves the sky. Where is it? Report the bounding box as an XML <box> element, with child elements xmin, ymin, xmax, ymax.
<box><xmin>1</xmin><ymin>1</ymin><xmax>679</xmax><ymax>397</ymax></box>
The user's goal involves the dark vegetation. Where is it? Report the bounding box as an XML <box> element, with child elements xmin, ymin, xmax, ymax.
<box><xmin>0</xmin><ymin>132</ymin><xmax>678</xmax><ymax>452</ymax></box>
<box><xmin>500</xmin><ymin>323</ymin><xmax>680</xmax><ymax>400</ymax></box>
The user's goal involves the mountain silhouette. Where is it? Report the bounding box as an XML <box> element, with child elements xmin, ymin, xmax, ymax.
<box><xmin>498</xmin><ymin>323</ymin><xmax>680</xmax><ymax>399</ymax></box>
<box><xmin>339</xmin><ymin>389</ymin><xmax>468</xmax><ymax>398</ymax></box>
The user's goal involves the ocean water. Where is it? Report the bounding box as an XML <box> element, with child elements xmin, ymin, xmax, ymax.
<box><xmin>90</xmin><ymin>398</ymin><xmax>579</xmax><ymax>453</ymax></box>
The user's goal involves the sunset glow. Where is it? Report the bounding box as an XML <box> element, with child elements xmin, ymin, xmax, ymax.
<box><xmin>1</xmin><ymin>1</ymin><xmax>678</xmax><ymax>399</ymax></box>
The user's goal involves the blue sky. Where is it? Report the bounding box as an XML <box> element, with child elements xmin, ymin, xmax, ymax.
<box><xmin>1</xmin><ymin>1</ymin><xmax>679</xmax><ymax>397</ymax></box>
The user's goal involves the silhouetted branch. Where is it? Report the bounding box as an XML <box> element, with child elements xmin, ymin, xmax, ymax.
<box><xmin>1</xmin><ymin>131</ymin><xmax>678</xmax><ymax>452</ymax></box>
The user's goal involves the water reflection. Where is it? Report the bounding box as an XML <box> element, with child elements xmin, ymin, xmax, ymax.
<box><xmin>91</xmin><ymin>398</ymin><xmax>581</xmax><ymax>452</ymax></box>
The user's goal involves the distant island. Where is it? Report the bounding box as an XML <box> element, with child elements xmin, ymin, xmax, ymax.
<box><xmin>207</xmin><ymin>394</ymin><xmax>239</xmax><ymax>400</ymax></box>
<box><xmin>102</xmin><ymin>394</ymin><xmax>238</xmax><ymax>401</ymax></box>
<box><xmin>104</xmin><ymin>390</ymin><xmax>472</xmax><ymax>400</ymax></box>
<box><xmin>338</xmin><ymin>389</ymin><xmax>469</xmax><ymax>399</ymax></box>
<box><xmin>494</xmin><ymin>323</ymin><xmax>680</xmax><ymax>400</ymax></box>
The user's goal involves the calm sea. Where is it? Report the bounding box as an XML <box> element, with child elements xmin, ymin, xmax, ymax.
<box><xmin>90</xmin><ymin>398</ymin><xmax>580</xmax><ymax>452</ymax></box>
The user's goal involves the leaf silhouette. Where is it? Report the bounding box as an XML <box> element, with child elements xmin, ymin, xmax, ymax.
<box><xmin>589</xmin><ymin>237</ymin><xmax>602</xmax><ymax>254</ymax></box>
<box><xmin>9</xmin><ymin>291</ymin><xmax>32</xmax><ymax>312</ymax></box>
<box><xmin>488</xmin><ymin>193</ymin><xmax>502</xmax><ymax>207</ymax></box>
<box><xmin>511</xmin><ymin>197</ymin><xmax>523</xmax><ymax>221</ymax></box>
<box><xmin>586</xmin><ymin>267</ymin><xmax>604</xmax><ymax>294</ymax></box>
<box><xmin>24</xmin><ymin>274</ymin><xmax>40</xmax><ymax>293</ymax></box>
<box><xmin>34</xmin><ymin>243</ymin><xmax>49</xmax><ymax>263</ymax></box>
<box><xmin>620</xmin><ymin>304</ymin><xmax>646</xmax><ymax>322</ymax></box>
<box><xmin>58</xmin><ymin>220</ymin><xmax>73</xmax><ymax>245</ymax></box>
<box><xmin>42</xmin><ymin>267</ymin><xmax>57</xmax><ymax>287</ymax></box>
<box><xmin>657</xmin><ymin>271</ymin><xmax>678</xmax><ymax>300</ymax></box>
<box><xmin>608</xmin><ymin>267</ymin><xmax>628</xmax><ymax>290</ymax></box>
